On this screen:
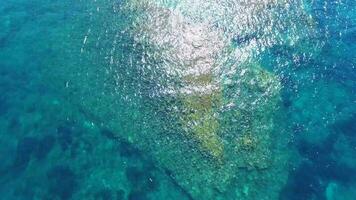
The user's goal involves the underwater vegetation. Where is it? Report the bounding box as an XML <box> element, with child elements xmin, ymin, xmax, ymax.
<box><xmin>47</xmin><ymin>165</ymin><xmax>78</xmax><ymax>200</ymax></box>
<box><xmin>281</xmin><ymin>114</ymin><xmax>356</xmax><ymax>200</ymax></box>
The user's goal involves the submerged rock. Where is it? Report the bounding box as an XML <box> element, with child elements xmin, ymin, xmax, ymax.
<box><xmin>44</xmin><ymin>0</ymin><xmax>317</xmax><ymax>199</ymax></box>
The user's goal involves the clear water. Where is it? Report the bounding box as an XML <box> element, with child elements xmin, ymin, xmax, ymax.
<box><xmin>0</xmin><ymin>0</ymin><xmax>355</xmax><ymax>200</ymax></box>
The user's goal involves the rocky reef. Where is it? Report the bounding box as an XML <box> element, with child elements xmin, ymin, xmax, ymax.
<box><xmin>43</xmin><ymin>0</ymin><xmax>317</xmax><ymax>199</ymax></box>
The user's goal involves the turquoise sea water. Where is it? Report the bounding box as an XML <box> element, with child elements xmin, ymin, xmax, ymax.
<box><xmin>0</xmin><ymin>0</ymin><xmax>355</xmax><ymax>200</ymax></box>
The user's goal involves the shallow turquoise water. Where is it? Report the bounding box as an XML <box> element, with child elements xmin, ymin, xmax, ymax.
<box><xmin>0</xmin><ymin>0</ymin><xmax>355</xmax><ymax>200</ymax></box>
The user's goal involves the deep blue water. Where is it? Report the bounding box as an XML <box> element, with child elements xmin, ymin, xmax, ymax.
<box><xmin>0</xmin><ymin>0</ymin><xmax>355</xmax><ymax>200</ymax></box>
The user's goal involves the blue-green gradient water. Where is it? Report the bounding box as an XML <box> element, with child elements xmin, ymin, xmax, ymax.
<box><xmin>0</xmin><ymin>0</ymin><xmax>355</xmax><ymax>200</ymax></box>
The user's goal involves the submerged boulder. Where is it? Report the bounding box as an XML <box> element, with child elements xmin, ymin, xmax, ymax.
<box><xmin>44</xmin><ymin>0</ymin><xmax>316</xmax><ymax>199</ymax></box>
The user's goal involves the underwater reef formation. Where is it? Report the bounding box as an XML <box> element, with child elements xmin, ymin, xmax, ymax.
<box><xmin>44</xmin><ymin>0</ymin><xmax>317</xmax><ymax>199</ymax></box>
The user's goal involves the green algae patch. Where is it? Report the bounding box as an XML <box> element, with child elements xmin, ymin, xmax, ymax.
<box><xmin>181</xmin><ymin>93</ymin><xmax>224</xmax><ymax>159</ymax></box>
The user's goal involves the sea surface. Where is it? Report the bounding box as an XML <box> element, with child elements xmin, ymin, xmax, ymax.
<box><xmin>0</xmin><ymin>0</ymin><xmax>355</xmax><ymax>200</ymax></box>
